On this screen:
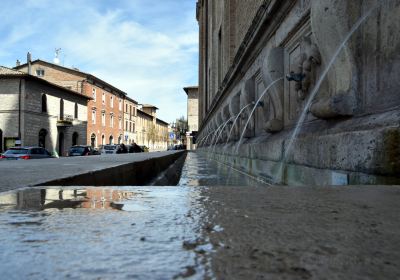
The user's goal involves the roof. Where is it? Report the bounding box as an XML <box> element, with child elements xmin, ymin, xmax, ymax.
<box><xmin>156</xmin><ymin>118</ymin><xmax>169</xmax><ymax>126</ymax></box>
<box><xmin>125</xmin><ymin>95</ymin><xmax>138</xmax><ymax>104</ymax></box>
<box><xmin>183</xmin><ymin>86</ymin><xmax>199</xmax><ymax>95</ymax></box>
<box><xmin>14</xmin><ymin>59</ymin><xmax>127</xmax><ymax>96</ymax></box>
<box><xmin>141</xmin><ymin>104</ymin><xmax>159</xmax><ymax>110</ymax></box>
<box><xmin>0</xmin><ymin>66</ymin><xmax>91</xmax><ymax>100</ymax></box>
<box><xmin>0</xmin><ymin>66</ymin><xmax>26</xmax><ymax>76</ymax></box>
<box><xmin>137</xmin><ymin>109</ymin><xmax>153</xmax><ymax>119</ymax></box>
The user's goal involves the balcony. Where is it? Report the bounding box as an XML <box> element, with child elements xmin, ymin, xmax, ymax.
<box><xmin>57</xmin><ymin>114</ymin><xmax>74</xmax><ymax>127</ymax></box>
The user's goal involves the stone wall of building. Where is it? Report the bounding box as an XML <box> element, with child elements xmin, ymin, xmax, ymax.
<box><xmin>0</xmin><ymin>76</ymin><xmax>88</xmax><ymax>155</ymax></box>
<box><xmin>196</xmin><ymin>0</ymin><xmax>400</xmax><ymax>185</ymax></box>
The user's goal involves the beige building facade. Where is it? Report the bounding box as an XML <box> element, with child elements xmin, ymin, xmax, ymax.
<box><xmin>183</xmin><ymin>86</ymin><xmax>199</xmax><ymax>150</ymax></box>
<box><xmin>0</xmin><ymin>66</ymin><xmax>89</xmax><ymax>155</ymax></box>
<box><xmin>123</xmin><ymin>96</ymin><xmax>138</xmax><ymax>145</ymax></box>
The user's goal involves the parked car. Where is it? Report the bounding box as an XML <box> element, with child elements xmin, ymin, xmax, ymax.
<box><xmin>128</xmin><ymin>143</ymin><xmax>144</xmax><ymax>153</ymax></box>
<box><xmin>68</xmin><ymin>145</ymin><xmax>100</xmax><ymax>156</ymax></box>
<box><xmin>139</xmin><ymin>145</ymin><xmax>149</xmax><ymax>152</ymax></box>
<box><xmin>99</xmin><ymin>144</ymin><xmax>120</xmax><ymax>155</ymax></box>
<box><xmin>0</xmin><ymin>146</ymin><xmax>53</xmax><ymax>160</ymax></box>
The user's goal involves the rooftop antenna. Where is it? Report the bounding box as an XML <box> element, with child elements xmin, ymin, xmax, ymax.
<box><xmin>54</xmin><ymin>48</ymin><xmax>61</xmax><ymax>64</ymax></box>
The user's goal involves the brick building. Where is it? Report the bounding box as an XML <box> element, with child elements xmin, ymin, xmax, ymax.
<box><xmin>0</xmin><ymin>66</ymin><xmax>89</xmax><ymax>155</ymax></box>
<box><xmin>15</xmin><ymin>56</ymin><xmax>126</xmax><ymax>148</ymax></box>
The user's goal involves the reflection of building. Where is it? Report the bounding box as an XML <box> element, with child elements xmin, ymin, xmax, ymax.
<box><xmin>0</xmin><ymin>65</ymin><xmax>89</xmax><ymax>155</ymax></box>
<box><xmin>0</xmin><ymin>187</ymin><xmax>135</xmax><ymax>210</ymax></box>
<box><xmin>183</xmin><ymin>86</ymin><xmax>199</xmax><ymax>150</ymax></box>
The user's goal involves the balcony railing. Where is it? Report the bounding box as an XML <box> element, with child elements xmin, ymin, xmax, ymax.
<box><xmin>57</xmin><ymin>114</ymin><xmax>74</xmax><ymax>126</ymax></box>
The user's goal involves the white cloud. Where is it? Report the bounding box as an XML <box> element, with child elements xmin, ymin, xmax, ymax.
<box><xmin>0</xmin><ymin>0</ymin><xmax>198</xmax><ymax>122</ymax></box>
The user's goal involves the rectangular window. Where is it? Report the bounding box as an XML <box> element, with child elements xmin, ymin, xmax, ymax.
<box><xmin>102</xmin><ymin>93</ymin><xmax>105</xmax><ymax>105</ymax></box>
<box><xmin>129</xmin><ymin>122</ymin><xmax>132</xmax><ymax>132</ymax></box>
<box><xmin>110</xmin><ymin>96</ymin><xmax>114</xmax><ymax>108</ymax></box>
<box><xmin>92</xmin><ymin>88</ymin><xmax>96</xmax><ymax>101</ymax></box>
<box><xmin>36</xmin><ymin>69</ymin><xmax>45</xmax><ymax>77</ymax></box>
<box><xmin>125</xmin><ymin>121</ymin><xmax>128</xmax><ymax>130</ymax></box>
<box><xmin>110</xmin><ymin>115</ymin><xmax>114</xmax><ymax>128</ymax></box>
<box><xmin>102</xmin><ymin>113</ymin><xmax>105</xmax><ymax>126</ymax></box>
<box><xmin>125</xmin><ymin>104</ymin><xmax>128</xmax><ymax>112</ymax></box>
<box><xmin>92</xmin><ymin>110</ymin><xmax>96</xmax><ymax>124</ymax></box>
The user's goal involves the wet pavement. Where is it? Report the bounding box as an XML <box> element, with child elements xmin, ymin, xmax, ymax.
<box><xmin>0</xmin><ymin>152</ymin><xmax>399</xmax><ymax>279</ymax></box>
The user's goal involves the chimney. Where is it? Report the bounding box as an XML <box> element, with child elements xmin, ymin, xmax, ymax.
<box><xmin>16</xmin><ymin>59</ymin><xmax>20</xmax><ymax>67</ymax></box>
<box><xmin>27</xmin><ymin>52</ymin><xmax>32</xmax><ymax>75</ymax></box>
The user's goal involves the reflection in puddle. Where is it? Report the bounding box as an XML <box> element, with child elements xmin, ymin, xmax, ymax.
<box><xmin>0</xmin><ymin>186</ymin><xmax>212</xmax><ymax>279</ymax></box>
<box><xmin>0</xmin><ymin>187</ymin><xmax>135</xmax><ymax>211</ymax></box>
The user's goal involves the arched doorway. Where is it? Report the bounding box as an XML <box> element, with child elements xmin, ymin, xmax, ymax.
<box><xmin>38</xmin><ymin>129</ymin><xmax>47</xmax><ymax>148</ymax></box>
<box><xmin>109</xmin><ymin>135</ymin><xmax>113</xmax><ymax>145</ymax></box>
<box><xmin>72</xmin><ymin>132</ymin><xmax>78</xmax><ymax>146</ymax></box>
<box><xmin>118</xmin><ymin>135</ymin><xmax>122</xmax><ymax>144</ymax></box>
<box><xmin>90</xmin><ymin>133</ymin><xmax>96</xmax><ymax>148</ymax></box>
<box><xmin>58</xmin><ymin>132</ymin><xmax>64</xmax><ymax>156</ymax></box>
<box><xmin>0</xmin><ymin>129</ymin><xmax>2</xmax><ymax>153</ymax></box>
<box><xmin>101</xmin><ymin>134</ymin><xmax>105</xmax><ymax>146</ymax></box>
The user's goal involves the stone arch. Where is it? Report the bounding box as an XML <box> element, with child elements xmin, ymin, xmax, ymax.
<box><xmin>101</xmin><ymin>134</ymin><xmax>105</xmax><ymax>146</ymax></box>
<box><xmin>109</xmin><ymin>135</ymin><xmax>113</xmax><ymax>145</ymax></box>
<box><xmin>38</xmin><ymin>129</ymin><xmax>48</xmax><ymax>148</ymax></box>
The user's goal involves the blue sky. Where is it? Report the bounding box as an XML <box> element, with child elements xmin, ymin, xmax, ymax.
<box><xmin>0</xmin><ymin>0</ymin><xmax>198</xmax><ymax>123</ymax></box>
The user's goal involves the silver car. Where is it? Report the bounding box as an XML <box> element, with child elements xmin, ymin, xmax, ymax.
<box><xmin>0</xmin><ymin>147</ymin><xmax>53</xmax><ymax>160</ymax></box>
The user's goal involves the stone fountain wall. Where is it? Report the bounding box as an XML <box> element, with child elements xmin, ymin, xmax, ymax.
<box><xmin>196</xmin><ymin>0</ymin><xmax>400</xmax><ymax>185</ymax></box>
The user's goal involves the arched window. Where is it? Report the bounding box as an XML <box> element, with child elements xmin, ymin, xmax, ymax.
<box><xmin>101</xmin><ymin>134</ymin><xmax>105</xmax><ymax>145</ymax></box>
<box><xmin>90</xmin><ymin>133</ymin><xmax>96</xmax><ymax>148</ymax></box>
<box><xmin>41</xmin><ymin>94</ymin><xmax>47</xmax><ymax>113</ymax></box>
<box><xmin>60</xmin><ymin>99</ymin><xmax>64</xmax><ymax>119</ymax></box>
<box><xmin>38</xmin><ymin>129</ymin><xmax>47</xmax><ymax>148</ymax></box>
<box><xmin>74</xmin><ymin>103</ymin><xmax>78</xmax><ymax>119</ymax></box>
<box><xmin>109</xmin><ymin>135</ymin><xmax>113</xmax><ymax>145</ymax></box>
<box><xmin>72</xmin><ymin>132</ymin><xmax>78</xmax><ymax>146</ymax></box>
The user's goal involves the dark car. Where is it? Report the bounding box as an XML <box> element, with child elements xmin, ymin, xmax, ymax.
<box><xmin>0</xmin><ymin>147</ymin><xmax>53</xmax><ymax>160</ymax></box>
<box><xmin>128</xmin><ymin>143</ymin><xmax>144</xmax><ymax>153</ymax></box>
<box><xmin>68</xmin><ymin>145</ymin><xmax>100</xmax><ymax>156</ymax></box>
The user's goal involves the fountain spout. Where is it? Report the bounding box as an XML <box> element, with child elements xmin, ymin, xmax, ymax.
<box><xmin>286</xmin><ymin>71</ymin><xmax>305</xmax><ymax>82</ymax></box>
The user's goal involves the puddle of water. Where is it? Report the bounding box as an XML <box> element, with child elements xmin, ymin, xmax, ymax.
<box><xmin>0</xmin><ymin>186</ymin><xmax>212</xmax><ymax>280</ymax></box>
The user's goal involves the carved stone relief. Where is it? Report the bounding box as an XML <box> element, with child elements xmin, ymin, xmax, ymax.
<box><xmin>309</xmin><ymin>0</ymin><xmax>359</xmax><ymax>119</ymax></box>
<box><xmin>261</xmin><ymin>47</ymin><xmax>285</xmax><ymax>132</ymax></box>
